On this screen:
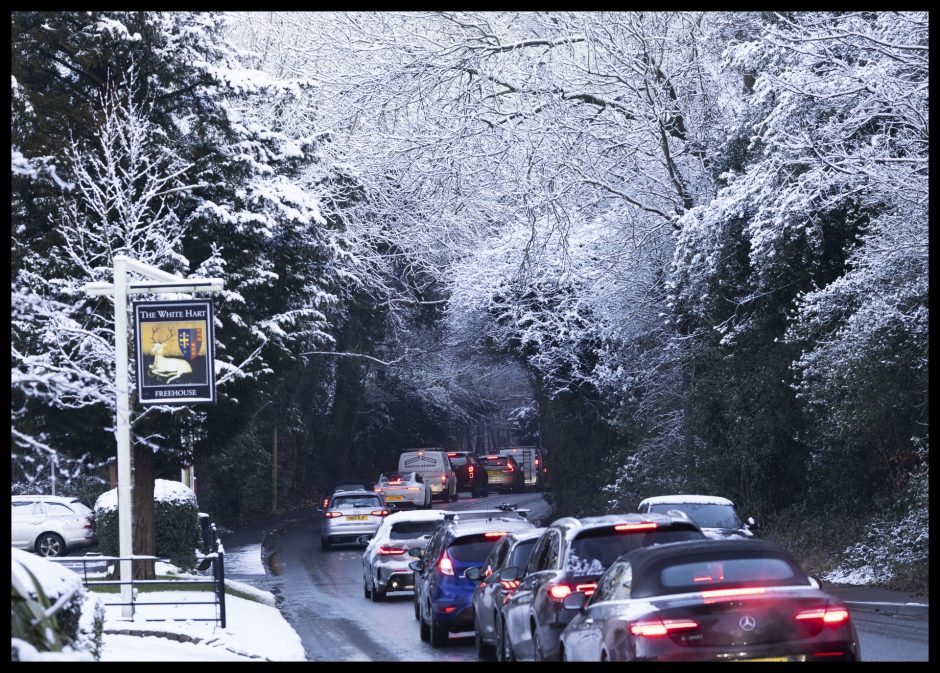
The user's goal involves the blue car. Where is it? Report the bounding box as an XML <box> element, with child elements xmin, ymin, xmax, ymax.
<box><xmin>411</xmin><ymin>512</ymin><xmax>535</xmax><ymax>647</ymax></box>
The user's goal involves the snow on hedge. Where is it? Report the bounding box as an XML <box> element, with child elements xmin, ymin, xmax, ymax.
<box><xmin>11</xmin><ymin>547</ymin><xmax>83</xmax><ymax>600</ymax></box>
<box><xmin>95</xmin><ymin>478</ymin><xmax>197</xmax><ymax>513</ymax></box>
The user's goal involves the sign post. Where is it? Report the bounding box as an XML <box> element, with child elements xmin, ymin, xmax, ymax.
<box><xmin>84</xmin><ymin>255</ymin><xmax>222</xmax><ymax>618</ymax></box>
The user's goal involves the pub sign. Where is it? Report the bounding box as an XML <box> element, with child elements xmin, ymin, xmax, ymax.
<box><xmin>134</xmin><ymin>300</ymin><xmax>216</xmax><ymax>405</ymax></box>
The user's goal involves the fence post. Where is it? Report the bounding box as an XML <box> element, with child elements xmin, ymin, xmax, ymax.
<box><xmin>215</xmin><ymin>548</ymin><xmax>226</xmax><ymax>628</ymax></box>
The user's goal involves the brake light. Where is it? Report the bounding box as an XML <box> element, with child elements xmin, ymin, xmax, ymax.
<box><xmin>548</xmin><ymin>584</ymin><xmax>572</xmax><ymax>600</ymax></box>
<box><xmin>377</xmin><ymin>545</ymin><xmax>407</xmax><ymax>555</ymax></box>
<box><xmin>83</xmin><ymin>521</ymin><xmax>93</xmax><ymax>529</ymax></box>
<box><xmin>576</xmin><ymin>582</ymin><xmax>597</xmax><ymax>596</ymax></box>
<box><xmin>447</xmin><ymin>452</ymin><xmax>457</xmax><ymax>457</ymax></box>
<box><xmin>438</xmin><ymin>553</ymin><xmax>455</xmax><ymax>576</ymax></box>
<box><xmin>700</xmin><ymin>587</ymin><xmax>767</xmax><ymax>600</ymax></box>
<box><xmin>390</xmin><ymin>479</ymin><xmax>402</xmax><ymax>484</ymax></box>
<box><xmin>322</xmin><ymin>498</ymin><xmax>329</xmax><ymax>507</ymax></box>
<box><xmin>407</xmin><ymin>486</ymin><xmax>421</xmax><ymax>491</ymax></box>
<box><xmin>614</xmin><ymin>522</ymin><xmax>658</xmax><ymax>532</ymax></box>
<box><xmin>441</xmin><ymin>474</ymin><xmax>447</xmax><ymax>483</ymax></box>
<box><xmin>500</xmin><ymin>580</ymin><xmax>520</xmax><ymax>590</ymax></box>
<box><xmin>630</xmin><ymin>618</ymin><xmax>700</xmax><ymax>637</ymax></box>
<box><xmin>374</xmin><ymin>488</ymin><xmax>384</xmax><ymax>492</ymax></box>
<box><xmin>484</xmin><ymin>455</ymin><xmax>498</xmax><ymax>459</ymax></box>
<box><xmin>324</xmin><ymin>511</ymin><xmax>342</xmax><ymax>518</ymax></box>
<box><xmin>534</xmin><ymin>458</ymin><xmax>539</xmax><ymax>466</ymax></box>
<box><xmin>794</xmin><ymin>607</ymin><xmax>850</xmax><ymax>625</ymax></box>
<box><xmin>442</xmin><ymin>606</ymin><xmax>457</xmax><ymax>614</ymax></box>
<box><xmin>469</xmin><ymin>465</ymin><xmax>474</xmax><ymax>476</ymax></box>
<box><xmin>504</xmin><ymin>464</ymin><xmax>514</xmax><ymax>472</ymax></box>
<box><xmin>371</xmin><ymin>509</ymin><xmax>390</xmax><ymax>517</ymax></box>
<box><xmin>484</xmin><ymin>531</ymin><xmax>508</xmax><ymax>538</ymax></box>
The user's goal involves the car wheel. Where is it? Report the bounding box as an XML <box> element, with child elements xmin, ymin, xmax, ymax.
<box><xmin>364</xmin><ymin>575</ymin><xmax>372</xmax><ymax>599</ymax></box>
<box><xmin>36</xmin><ymin>533</ymin><xmax>66</xmax><ymax>558</ymax></box>
<box><xmin>321</xmin><ymin>537</ymin><xmax>331</xmax><ymax>551</ymax></box>
<box><xmin>452</xmin><ymin>488</ymin><xmax>459</xmax><ymax>502</ymax></box>
<box><xmin>474</xmin><ymin>616</ymin><xmax>495</xmax><ymax>660</ymax></box>
<box><xmin>371</xmin><ymin>578</ymin><xmax>385</xmax><ymax>602</ymax></box>
<box><xmin>414</xmin><ymin>595</ymin><xmax>421</xmax><ymax>620</ymax></box>
<box><xmin>428</xmin><ymin>608</ymin><xmax>448</xmax><ymax>648</ymax></box>
<box><xmin>533</xmin><ymin>622</ymin><xmax>550</xmax><ymax>662</ymax></box>
<box><xmin>419</xmin><ymin>610</ymin><xmax>430</xmax><ymax>641</ymax></box>
<box><xmin>497</xmin><ymin>616</ymin><xmax>514</xmax><ymax>662</ymax></box>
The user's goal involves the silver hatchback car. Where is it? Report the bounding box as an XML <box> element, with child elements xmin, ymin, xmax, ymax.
<box><xmin>11</xmin><ymin>495</ymin><xmax>96</xmax><ymax>557</ymax></box>
<box><xmin>320</xmin><ymin>489</ymin><xmax>390</xmax><ymax>551</ymax></box>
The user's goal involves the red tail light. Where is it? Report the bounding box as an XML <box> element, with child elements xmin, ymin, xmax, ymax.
<box><xmin>484</xmin><ymin>454</ymin><xmax>498</xmax><ymax>459</ymax></box>
<box><xmin>374</xmin><ymin>488</ymin><xmax>384</xmax><ymax>492</ymax></box>
<box><xmin>484</xmin><ymin>531</ymin><xmax>508</xmax><ymax>538</ymax></box>
<box><xmin>503</xmin><ymin>464</ymin><xmax>514</xmax><ymax>472</ymax></box>
<box><xmin>407</xmin><ymin>486</ymin><xmax>421</xmax><ymax>491</ymax></box>
<box><xmin>447</xmin><ymin>452</ymin><xmax>457</xmax><ymax>457</ymax></box>
<box><xmin>614</xmin><ymin>522</ymin><xmax>658</xmax><ymax>532</ymax></box>
<box><xmin>442</xmin><ymin>606</ymin><xmax>457</xmax><ymax>613</ymax></box>
<box><xmin>500</xmin><ymin>580</ymin><xmax>520</xmax><ymax>590</ymax></box>
<box><xmin>700</xmin><ymin>587</ymin><xmax>767</xmax><ymax>601</ymax></box>
<box><xmin>576</xmin><ymin>582</ymin><xmax>597</xmax><ymax>596</ymax></box>
<box><xmin>794</xmin><ymin>607</ymin><xmax>850</xmax><ymax>625</ymax></box>
<box><xmin>630</xmin><ymin>618</ymin><xmax>700</xmax><ymax>637</ymax></box>
<box><xmin>441</xmin><ymin>474</ymin><xmax>447</xmax><ymax>483</ymax></box>
<box><xmin>377</xmin><ymin>545</ymin><xmax>407</xmax><ymax>555</ymax></box>
<box><xmin>324</xmin><ymin>511</ymin><xmax>342</xmax><ymax>518</ymax></box>
<box><xmin>468</xmin><ymin>465</ymin><xmax>474</xmax><ymax>476</ymax></box>
<box><xmin>371</xmin><ymin>509</ymin><xmax>390</xmax><ymax>517</ymax></box>
<box><xmin>534</xmin><ymin>458</ymin><xmax>539</xmax><ymax>466</ymax></box>
<box><xmin>548</xmin><ymin>584</ymin><xmax>572</xmax><ymax>601</ymax></box>
<box><xmin>84</xmin><ymin>521</ymin><xmax>93</xmax><ymax>529</ymax></box>
<box><xmin>438</xmin><ymin>553</ymin><xmax>455</xmax><ymax>576</ymax></box>
<box><xmin>322</xmin><ymin>498</ymin><xmax>329</xmax><ymax>507</ymax></box>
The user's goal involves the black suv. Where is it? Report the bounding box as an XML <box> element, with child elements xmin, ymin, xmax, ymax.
<box><xmin>499</xmin><ymin>513</ymin><xmax>705</xmax><ymax>661</ymax></box>
<box><xmin>447</xmin><ymin>452</ymin><xmax>489</xmax><ymax>498</ymax></box>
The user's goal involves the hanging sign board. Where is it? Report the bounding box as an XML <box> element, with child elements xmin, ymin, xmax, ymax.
<box><xmin>134</xmin><ymin>300</ymin><xmax>216</xmax><ymax>405</ymax></box>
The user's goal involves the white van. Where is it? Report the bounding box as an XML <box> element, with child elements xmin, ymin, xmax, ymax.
<box><xmin>398</xmin><ymin>449</ymin><xmax>458</xmax><ymax>502</ymax></box>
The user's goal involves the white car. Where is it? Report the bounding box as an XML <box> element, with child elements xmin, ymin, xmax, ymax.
<box><xmin>360</xmin><ymin>509</ymin><xmax>449</xmax><ymax>601</ymax></box>
<box><xmin>374</xmin><ymin>471</ymin><xmax>432</xmax><ymax>509</ymax></box>
<box><xmin>637</xmin><ymin>494</ymin><xmax>755</xmax><ymax>540</ymax></box>
<box><xmin>11</xmin><ymin>495</ymin><xmax>96</xmax><ymax>557</ymax></box>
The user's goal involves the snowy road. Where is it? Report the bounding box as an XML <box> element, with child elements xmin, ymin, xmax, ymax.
<box><xmin>223</xmin><ymin>491</ymin><xmax>552</xmax><ymax>661</ymax></box>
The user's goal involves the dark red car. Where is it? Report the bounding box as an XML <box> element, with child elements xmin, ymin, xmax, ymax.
<box><xmin>447</xmin><ymin>452</ymin><xmax>489</xmax><ymax>498</ymax></box>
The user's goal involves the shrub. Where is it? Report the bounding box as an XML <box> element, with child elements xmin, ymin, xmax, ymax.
<box><xmin>94</xmin><ymin>479</ymin><xmax>201</xmax><ymax>569</ymax></box>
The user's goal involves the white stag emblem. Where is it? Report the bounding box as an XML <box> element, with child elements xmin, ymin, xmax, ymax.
<box><xmin>149</xmin><ymin>326</ymin><xmax>193</xmax><ymax>383</ymax></box>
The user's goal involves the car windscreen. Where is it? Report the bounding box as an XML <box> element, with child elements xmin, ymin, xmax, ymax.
<box><xmin>648</xmin><ymin>503</ymin><xmax>743</xmax><ymax>529</ymax></box>
<box><xmin>332</xmin><ymin>495</ymin><xmax>381</xmax><ymax>509</ymax></box>
<box><xmin>389</xmin><ymin>520</ymin><xmax>442</xmax><ymax>540</ymax></box>
<box><xmin>508</xmin><ymin>538</ymin><xmax>538</xmax><ymax>569</ymax></box>
<box><xmin>635</xmin><ymin>555</ymin><xmax>808</xmax><ymax>598</ymax></box>
<box><xmin>447</xmin><ymin>534</ymin><xmax>504</xmax><ymax>562</ymax></box>
<box><xmin>567</xmin><ymin>527</ymin><xmax>703</xmax><ymax>577</ymax></box>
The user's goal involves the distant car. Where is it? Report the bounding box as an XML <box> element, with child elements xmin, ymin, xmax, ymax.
<box><xmin>468</xmin><ymin>527</ymin><xmax>545</xmax><ymax>659</ymax></box>
<box><xmin>320</xmin><ymin>479</ymin><xmax>375</xmax><ymax>508</ymax></box>
<box><xmin>500</xmin><ymin>512</ymin><xmax>705</xmax><ymax>661</ymax></box>
<box><xmin>319</xmin><ymin>489</ymin><xmax>390</xmax><ymax>551</ymax></box>
<box><xmin>496</xmin><ymin>446</ymin><xmax>547</xmax><ymax>491</ymax></box>
<box><xmin>11</xmin><ymin>495</ymin><xmax>96</xmax><ymax>557</ymax></box>
<box><xmin>398</xmin><ymin>449</ymin><xmax>458</xmax><ymax>502</ymax></box>
<box><xmin>638</xmin><ymin>495</ymin><xmax>755</xmax><ymax>540</ymax></box>
<box><xmin>374</xmin><ymin>472</ymin><xmax>432</xmax><ymax>509</ymax></box>
<box><xmin>412</xmin><ymin>514</ymin><xmax>536</xmax><ymax>648</ymax></box>
<box><xmin>447</xmin><ymin>452</ymin><xmax>489</xmax><ymax>498</ymax></box>
<box><xmin>479</xmin><ymin>454</ymin><xmax>523</xmax><ymax>494</ymax></box>
<box><xmin>559</xmin><ymin>539</ymin><xmax>860</xmax><ymax>662</ymax></box>
<box><xmin>360</xmin><ymin>509</ymin><xmax>449</xmax><ymax>601</ymax></box>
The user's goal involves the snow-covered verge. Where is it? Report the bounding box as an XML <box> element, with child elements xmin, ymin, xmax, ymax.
<box><xmin>11</xmin><ymin>549</ymin><xmax>104</xmax><ymax>661</ymax></box>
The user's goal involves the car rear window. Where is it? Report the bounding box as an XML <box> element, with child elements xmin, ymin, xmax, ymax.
<box><xmin>447</xmin><ymin>534</ymin><xmax>504</xmax><ymax>562</ymax></box>
<box><xmin>332</xmin><ymin>495</ymin><xmax>382</xmax><ymax>508</ymax></box>
<box><xmin>381</xmin><ymin>473</ymin><xmax>407</xmax><ymax>483</ymax></box>
<box><xmin>389</xmin><ymin>520</ymin><xmax>442</xmax><ymax>540</ymax></box>
<box><xmin>661</xmin><ymin>557</ymin><xmax>796</xmax><ymax>588</ymax></box>
<box><xmin>648</xmin><ymin>503</ymin><xmax>742</xmax><ymax>529</ymax></box>
<box><xmin>481</xmin><ymin>457</ymin><xmax>508</xmax><ymax>467</ymax></box>
<box><xmin>68</xmin><ymin>501</ymin><xmax>93</xmax><ymax>516</ymax></box>
<box><xmin>448</xmin><ymin>454</ymin><xmax>468</xmax><ymax>467</ymax></box>
<box><xmin>567</xmin><ymin>526</ymin><xmax>703</xmax><ymax>577</ymax></box>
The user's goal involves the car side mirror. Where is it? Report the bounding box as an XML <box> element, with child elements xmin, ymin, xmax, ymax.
<box><xmin>807</xmin><ymin>576</ymin><xmax>820</xmax><ymax>590</ymax></box>
<box><xmin>356</xmin><ymin>535</ymin><xmax>371</xmax><ymax>547</ymax></box>
<box><xmin>563</xmin><ymin>591</ymin><xmax>587</xmax><ymax>611</ymax></box>
<box><xmin>464</xmin><ymin>566</ymin><xmax>484</xmax><ymax>581</ymax></box>
<box><xmin>409</xmin><ymin>560</ymin><xmax>424</xmax><ymax>572</ymax></box>
<box><xmin>495</xmin><ymin>566</ymin><xmax>521</xmax><ymax>582</ymax></box>
<box><xmin>408</xmin><ymin>547</ymin><xmax>424</xmax><ymax>558</ymax></box>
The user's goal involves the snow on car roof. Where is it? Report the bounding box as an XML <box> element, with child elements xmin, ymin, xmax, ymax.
<box><xmin>383</xmin><ymin>509</ymin><xmax>450</xmax><ymax>524</ymax></box>
<box><xmin>639</xmin><ymin>494</ymin><xmax>734</xmax><ymax>506</ymax></box>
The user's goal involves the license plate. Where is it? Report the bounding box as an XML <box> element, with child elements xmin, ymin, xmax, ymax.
<box><xmin>385</xmin><ymin>495</ymin><xmax>405</xmax><ymax>501</ymax></box>
<box><xmin>346</xmin><ymin>515</ymin><xmax>367</xmax><ymax>521</ymax></box>
<box><xmin>486</xmin><ymin>470</ymin><xmax>500</xmax><ymax>477</ymax></box>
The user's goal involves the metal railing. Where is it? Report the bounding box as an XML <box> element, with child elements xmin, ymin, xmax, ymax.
<box><xmin>46</xmin><ymin>528</ymin><xmax>226</xmax><ymax>628</ymax></box>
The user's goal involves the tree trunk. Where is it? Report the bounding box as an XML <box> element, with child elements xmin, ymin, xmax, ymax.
<box><xmin>132</xmin><ymin>443</ymin><xmax>156</xmax><ymax>580</ymax></box>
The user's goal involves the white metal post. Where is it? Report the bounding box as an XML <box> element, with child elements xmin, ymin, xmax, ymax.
<box><xmin>113</xmin><ymin>255</ymin><xmax>135</xmax><ymax>618</ymax></box>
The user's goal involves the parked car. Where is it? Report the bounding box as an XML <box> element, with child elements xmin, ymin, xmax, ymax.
<box><xmin>479</xmin><ymin>454</ymin><xmax>523</xmax><ymax>494</ymax></box>
<box><xmin>360</xmin><ymin>509</ymin><xmax>449</xmax><ymax>601</ymax></box>
<box><xmin>500</xmin><ymin>512</ymin><xmax>705</xmax><ymax>661</ymax></box>
<box><xmin>11</xmin><ymin>495</ymin><xmax>96</xmax><ymax>557</ymax></box>
<box><xmin>496</xmin><ymin>446</ymin><xmax>547</xmax><ymax>491</ymax></box>
<box><xmin>320</xmin><ymin>479</ymin><xmax>375</xmax><ymax>508</ymax></box>
<box><xmin>447</xmin><ymin>452</ymin><xmax>489</xmax><ymax>498</ymax></box>
<box><xmin>398</xmin><ymin>449</ymin><xmax>458</xmax><ymax>502</ymax></box>
<box><xmin>468</xmin><ymin>527</ymin><xmax>545</xmax><ymax>659</ymax></box>
<box><xmin>319</xmin><ymin>489</ymin><xmax>390</xmax><ymax>551</ymax></box>
<box><xmin>411</xmin><ymin>514</ymin><xmax>535</xmax><ymax>647</ymax></box>
<box><xmin>638</xmin><ymin>495</ymin><xmax>756</xmax><ymax>539</ymax></box>
<box><xmin>374</xmin><ymin>472</ymin><xmax>432</xmax><ymax>509</ymax></box>
<box><xmin>559</xmin><ymin>539</ymin><xmax>859</xmax><ymax>661</ymax></box>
